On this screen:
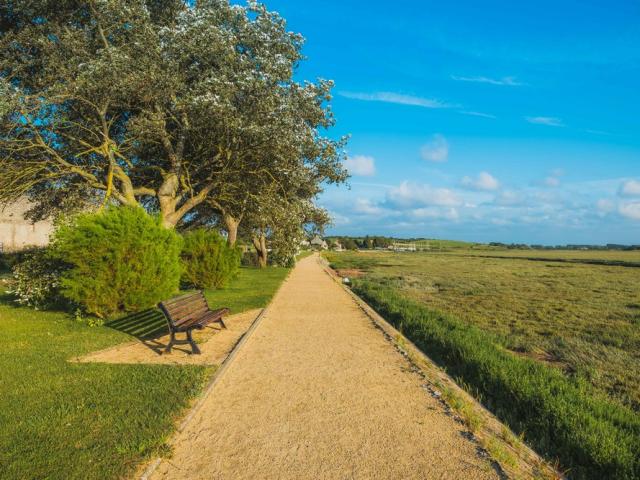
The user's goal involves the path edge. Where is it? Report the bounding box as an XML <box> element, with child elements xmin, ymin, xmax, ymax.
<box><xmin>138</xmin><ymin>267</ymin><xmax>295</xmax><ymax>480</ymax></box>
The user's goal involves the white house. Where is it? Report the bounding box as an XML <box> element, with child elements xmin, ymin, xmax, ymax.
<box><xmin>0</xmin><ymin>199</ymin><xmax>54</xmax><ymax>252</ymax></box>
<box><xmin>310</xmin><ymin>235</ymin><xmax>328</xmax><ymax>250</ymax></box>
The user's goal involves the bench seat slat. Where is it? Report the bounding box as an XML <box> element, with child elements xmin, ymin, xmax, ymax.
<box><xmin>163</xmin><ymin>291</ymin><xmax>201</xmax><ymax>306</ymax></box>
<box><xmin>173</xmin><ymin>308</ymin><xmax>230</xmax><ymax>331</ymax></box>
<box><xmin>167</xmin><ymin>302</ymin><xmax>209</xmax><ymax>321</ymax></box>
<box><xmin>173</xmin><ymin>310</ymin><xmax>211</xmax><ymax>328</ymax></box>
<box><xmin>164</xmin><ymin>296</ymin><xmax>207</xmax><ymax>312</ymax></box>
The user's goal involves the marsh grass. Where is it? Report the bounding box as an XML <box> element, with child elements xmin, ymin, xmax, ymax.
<box><xmin>325</xmin><ymin>250</ymin><xmax>640</xmax><ymax>479</ymax></box>
<box><xmin>325</xmin><ymin>250</ymin><xmax>640</xmax><ymax>409</ymax></box>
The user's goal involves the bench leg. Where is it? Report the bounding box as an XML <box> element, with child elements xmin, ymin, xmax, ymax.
<box><xmin>218</xmin><ymin>317</ymin><xmax>227</xmax><ymax>330</ymax></box>
<box><xmin>187</xmin><ymin>329</ymin><xmax>201</xmax><ymax>355</ymax></box>
<box><xmin>164</xmin><ymin>331</ymin><xmax>175</xmax><ymax>354</ymax></box>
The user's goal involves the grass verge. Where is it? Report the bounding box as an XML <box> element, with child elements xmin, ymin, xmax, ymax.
<box><xmin>0</xmin><ymin>265</ymin><xmax>289</xmax><ymax>479</ymax></box>
<box><xmin>204</xmin><ymin>266</ymin><xmax>289</xmax><ymax>314</ymax></box>
<box><xmin>352</xmin><ymin>280</ymin><xmax>640</xmax><ymax>480</ymax></box>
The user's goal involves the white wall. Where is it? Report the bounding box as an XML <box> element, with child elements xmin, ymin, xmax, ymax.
<box><xmin>0</xmin><ymin>199</ymin><xmax>53</xmax><ymax>252</ymax></box>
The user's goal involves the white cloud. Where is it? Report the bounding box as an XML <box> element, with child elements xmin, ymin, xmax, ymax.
<box><xmin>386</xmin><ymin>181</ymin><xmax>462</xmax><ymax>208</ymax></box>
<box><xmin>619</xmin><ymin>202</ymin><xmax>640</xmax><ymax>220</ymax></box>
<box><xmin>619</xmin><ymin>180</ymin><xmax>640</xmax><ymax>197</ymax></box>
<box><xmin>344</xmin><ymin>155</ymin><xmax>376</xmax><ymax>176</ymax></box>
<box><xmin>596</xmin><ymin>199</ymin><xmax>615</xmax><ymax>214</ymax></box>
<box><xmin>328</xmin><ymin>211</ymin><xmax>350</xmax><ymax>226</ymax></box>
<box><xmin>339</xmin><ymin>91</ymin><xmax>451</xmax><ymax>109</ymax></box>
<box><xmin>420</xmin><ymin>134</ymin><xmax>449</xmax><ymax>162</ymax></box>
<box><xmin>462</xmin><ymin>172</ymin><xmax>500</xmax><ymax>191</ymax></box>
<box><xmin>494</xmin><ymin>190</ymin><xmax>526</xmax><ymax>206</ymax></box>
<box><xmin>539</xmin><ymin>169</ymin><xmax>563</xmax><ymax>187</ymax></box>
<box><xmin>585</xmin><ymin>129</ymin><xmax>613</xmax><ymax>136</ymax></box>
<box><xmin>459</xmin><ymin>110</ymin><xmax>497</xmax><ymax>119</ymax></box>
<box><xmin>452</xmin><ymin>75</ymin><xmax>524</xmax><ymax>86</ymax></box>
<box><xmin>544</xmin><ymin>176</ymin><xmax>561</xmax><ymax>187</ymax></box>
<box><xmin>525</xmin><ymin>116</ymin><xmax>564</xmax><ymax>127</ymax></box>
<box><xmin>353</xmin><ymin>198</ymin><xmax>384</xmax><ymax>215</ymax></box>
<box><xmin>411</xmin><ymin>207</ymin><xmax>460</xmax><ymax>220</ymax></box>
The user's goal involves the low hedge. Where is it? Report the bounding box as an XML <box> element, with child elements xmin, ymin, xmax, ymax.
<box><xmin>180</xmin><ymin>229</ymin><xmax>241</xmax><ymax>289</ymax></box>
<box><xmin>353</xmin><ymin>280</ymin><xmax>640</xmax><ymax>480</ymax></box>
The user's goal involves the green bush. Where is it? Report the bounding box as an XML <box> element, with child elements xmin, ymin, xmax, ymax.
<box><xmin>241</xmin><ymin>250</ymin><xmax>261</xmax><ymax>268</ymax></box>
<box><xmin>51</xmin><ymin>206</ymin><xmax>183</xmax><ymax>318</ymax></box>
<box><xmin>353</xmin><ymin>280</ymin><xmax>640</xmax><ymax>480</ymax></box>
<box><xmin>9</xmin><ymin>248</ymin><xmax>66</xmax><ymax>309</ymax></box>
<box><xmin>1</xmin><ymin>250</ymin><xmax>29</xmax><ymax>273</ymax></box>
<box><xmin>180</xmin><ymin>229</ymin><xmax>240</xmax><ymax>289</ymax></box>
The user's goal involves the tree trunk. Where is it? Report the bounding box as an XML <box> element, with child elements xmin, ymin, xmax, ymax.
<box><xmin>157</xmin><ymin>174</ymin><xmax>215</xmax><ymax>229</ymax></box>
<box><xmin>158</xmin><ymin>174</ymin><xmax>180</xmax><ymax>228</ymax></box>
<box><xmin>252</xmin><ymin>234</ymin><xmax>268</xmax><ymax>268</ymax></box>
<box><xmin>224</xmin><ymin>214</ymin><xmax>240</xmax><ymax>246</ymax></box>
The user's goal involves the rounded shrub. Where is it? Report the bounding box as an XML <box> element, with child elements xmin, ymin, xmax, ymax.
<box><xmin>51</xmin><ymin>206</ymin><xmax>183</xmax><ymax>318</ymax></box>
<box><xmin>180</xmin><ymin>229</ymin><xmax>240</xmax><ymax>289</ymax></box>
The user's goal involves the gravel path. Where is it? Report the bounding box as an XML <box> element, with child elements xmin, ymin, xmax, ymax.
<box><xmin>150</xmin><ymin>254</ymin><xmax>498</xmax><ymax>479</ymax></box>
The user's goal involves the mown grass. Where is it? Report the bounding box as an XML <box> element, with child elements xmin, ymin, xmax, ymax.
<box><xmin>204</xmin><ymin>266</ymin><xmax>290</xmax><ymax>314</ymax></box>
<box><xmin>0</xmin><ymin>265</ymin><xmax>289</xmax><ymax>479</ymax></box>
<box><xmin>325</xmin><ymin>250</ymin><xmax>640</xmax><ymax>479</ymax></box>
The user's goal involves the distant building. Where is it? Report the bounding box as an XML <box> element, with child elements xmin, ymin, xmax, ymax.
<box><xmin>391</xmin><ymin>241</ymin><xmax>417</xmax><ymax>252</ymax></box>
<box><xmin>310</xmin><ymin>235</ymin><xmax>328</xmax><ymax>250</ymax></box>
<box><xmin>331</xmin><ymin>240</ymin><xmax>344</xmax><ymax>251</ymax></box>
<box><xmin>0</xmin><ymin>199</ymin><xmax>54</xmax><ymax>252</ymax></box>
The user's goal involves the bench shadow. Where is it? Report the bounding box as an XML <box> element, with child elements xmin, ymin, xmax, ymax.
<box><xmin>0</xmin><ymin>290</ymin><xmax>15</xmax><ymax>306</ymax></box>
<box><xmin>103</xmin><ymin>309</ymin><xmax>175</xmax><ymax>356</ymax></box>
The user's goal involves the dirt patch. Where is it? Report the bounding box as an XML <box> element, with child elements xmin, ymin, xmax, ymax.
<box><xmin>74</xmin><ymin>309</ymin><xmax>261</xmax><ymax>365</ymax></box>
<box><xmin>148</xmin><ymin>255</ymin><xmax>498</xmax><ymax>479</ymax></box>
<box><xmin>510</xmin><ymin>348</ymin><xmax>567</xmax><ymax>369</ymax></box>
<box><xmin>334</xmin><ymin>268</ymin><xmax>365</xmax><ymax>278</ymax></box>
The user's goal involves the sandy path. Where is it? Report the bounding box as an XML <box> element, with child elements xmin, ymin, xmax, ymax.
<box><xmin>150</xmin><ymin>255</ymin><xmax>498</xmax><ymax>479</ymax></box>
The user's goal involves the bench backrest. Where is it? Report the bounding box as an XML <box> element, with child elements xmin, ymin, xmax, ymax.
<box><xmin>159</xmin><ymin>291</ymin><xmax>210</xmax><ymax>328</ymax></box>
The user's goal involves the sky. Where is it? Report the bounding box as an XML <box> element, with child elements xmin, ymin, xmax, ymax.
<box><xmin>262</xmin><ymin>0</ymin><xmax>640</xmax><ymax>244</ymax></box>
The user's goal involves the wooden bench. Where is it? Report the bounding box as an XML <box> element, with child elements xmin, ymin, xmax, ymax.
<box><xmin>158</xmin><ymin>291</ymin><xmax>229</xmax><ymax>355</ymax></box>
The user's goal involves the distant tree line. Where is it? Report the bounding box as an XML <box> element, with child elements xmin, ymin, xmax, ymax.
<box><xmin>490</xmin><ymin>242</ymin><xmax>640</xmax><ymax>251</ymax></box>
<box><xmin>327</xmin><ymin>236</ymin><xmax>393</xmax><ymax>250</ymax></box>
<box><xmin>327</xmin><ymin>237</ymin><xmax>640</xmax><ymax>251</ymax></box>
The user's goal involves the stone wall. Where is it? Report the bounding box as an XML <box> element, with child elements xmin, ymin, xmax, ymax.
<box><xmin>0</xmin><ymin>199</ymin><xmax>54</xmax><ymax>252</ymax></box>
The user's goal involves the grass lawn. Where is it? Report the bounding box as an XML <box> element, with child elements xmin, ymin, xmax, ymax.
<box><xmin>0</xmin><ymin>265</ymin><xmax>289</xmax><ymax>480</ymax></box>
<box><xmin>204</xmin><ymin>266</ymin><xmax>290</xmax><ymax>314</ymax></box>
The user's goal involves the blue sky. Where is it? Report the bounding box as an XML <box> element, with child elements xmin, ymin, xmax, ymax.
<box><xmin>264</xmin><ymin>0</ymin><xmax>640</xmax><ymax>244</ymax></box>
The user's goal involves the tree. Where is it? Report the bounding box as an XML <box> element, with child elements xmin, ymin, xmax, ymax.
<box><xmin>0</xmin><ymin>1</ymin><xmax>347</xmax><ymax>227</ymax></box>
<box><xmin>237</xmin><ymin>184</ymin><xmax>330</xmax><ymax>267</ymax></box>
<box><xmin>342</xmin><ymin>238</ymin><xmax>359</xmax><ymax>250</ymax></box>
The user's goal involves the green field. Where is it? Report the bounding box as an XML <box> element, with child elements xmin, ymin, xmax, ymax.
<box><xmin>0</xmin><ymin>266</ymin><xmax>289</xmax><ymax>480</ymax></box>
<box><xmin>325</xmin><ymin>249</ymin><xmax>640</xmax><ymax>479</ymax></box>
<box><xmin>446</xmin><ymin>248</ymin><xmax>640</xmax><ymax>265</ymax></box>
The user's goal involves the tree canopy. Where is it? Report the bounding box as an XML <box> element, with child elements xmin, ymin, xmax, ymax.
<box><xmin>0</xmin><ymin>0</ymin><xmax>347</xmax><ymax>231</ymax></box>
